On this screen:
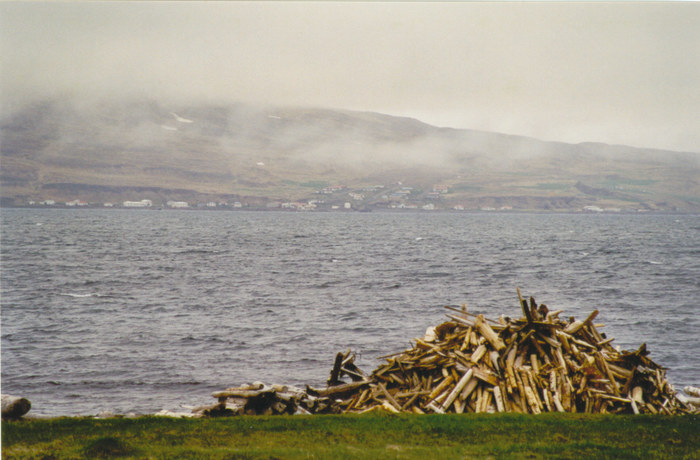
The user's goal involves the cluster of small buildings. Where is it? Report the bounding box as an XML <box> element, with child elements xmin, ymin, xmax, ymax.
<box><xmin>389</xmin><ymin>203</ymin><xmax>435</xmax><ymax>210</ymax></box>
<box><xmin>388</xmin><ymin>187</ymin><xmax>413</xmax><ymax>199</ymax></box>
<box><xmin>22</xmin><ymin>194</ymin><xmax>644</xmax><ymax>213</ymax></box>
<box><xmin>272</xmin><ymin>200</ymin><xmax>353</xmax><ymax>211</ymax></box>
<box><xmin>281</xmin><ymin>201</ymin><xmax>317</xmax><ymax>211</ymax></box>
<box><xmin>316</xmin><ymin>185</ymin><xmax>346</xmax><ymax>195</ymax></box>
<box><xmin>478</xmin><ymin>206</ymin><xmax>514</xmax><ymax>212</ymax></box>
<box><xmin>166</xmin><ymin>200</ymin><xmax>189</xmax><ymax>208</ymax></box>
<box><xmin>309</xmin><ymin>182</ymin><xmax>452</xmax><ymax>210</ymax></box>
<box><xmin>65</xmin><ymin>199</ymin><xmax>89</xmax><ymax>207</ymax></box>
<box><xmin>582</xmin><ymin>205</ymin><xmax>621</xmax><ymax>213</ymax></box>
<box><xmin>123</xmin><ymin>199</ymin><xmax>153</xmax><ymax>208</ymax></box>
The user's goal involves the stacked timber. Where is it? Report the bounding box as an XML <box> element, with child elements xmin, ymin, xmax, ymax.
<box><xmin>206</xmin><ymin>290</ymin><xmax>693</xmax><ymax>416</ymax></box>
<box><xmin>201</xmin><ymin>382</ymin><xmax>338</xmax><ymax>416</ymax></box>
<box><xmin>321</xmin><ymin>289</ymin><xmax>692</xmax><ymax>415</ymax></box>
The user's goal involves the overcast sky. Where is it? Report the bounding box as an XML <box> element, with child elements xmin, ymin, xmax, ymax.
<box><xmin>1</xmin><ymin>2</ymin><xmax>699</xmax><ymax>152</ymax></box>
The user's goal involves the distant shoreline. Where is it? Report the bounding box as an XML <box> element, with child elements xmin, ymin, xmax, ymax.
<box><xmin>2</xmin><ymin>205</ymin><xmax>697</xmax><ymax>215</ymax></box>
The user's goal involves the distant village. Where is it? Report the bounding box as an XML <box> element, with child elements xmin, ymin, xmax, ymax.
<box><xmin>20</xmin><ymin>181</ymin><xmax>643</xmax><ymax>213</ymax></box>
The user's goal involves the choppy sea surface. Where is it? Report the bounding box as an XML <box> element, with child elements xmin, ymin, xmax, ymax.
<box><xmin>1</xmin><ymin>209</ymin><xmax>698</xmax><ymax>416</ymax></box>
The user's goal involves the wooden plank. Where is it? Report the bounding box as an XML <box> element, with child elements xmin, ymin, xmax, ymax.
<box><xmin>483</xmin><ymin>389</ymin><xmax>494</xmax><ymax>413</ymax></box>
<box><xmin>631</xmin><ymin>386</ymin><xmax>644</xmax><ymax>404</ymax></box>
<box><xmin>599</xmin><ymin>394</ymin><xmax>634</xmax><ymax>404</ymax></box>
<box><xmin>555</xmin><ymin>347</ymin><xmax>568</xmax><ymax>371</ymax></box>
<box><xmin>552</xmin><ymin>392</ymin><xmax>565</xmax><ymax>412</ymax></box>
<box><xmin>517</xmin><ymin>287</ymin><xmax>533</xmax><ymax>323</ymax></box>
<box><xmin>583</xmin><ymin>309</ymin><xmax>600</xmax><ymax>325</ymax></box>
<box><xmin>499</xmin><ymin>382</ymin><xmax>511</xmax><ymax>412</ymax></box>
<box><xmin>596</xmin><ymin>352</ymin><xmax>621</xmax><ymax>396</ymax></box>
<box><xmin>489</xmin><ymin>351</ymin><xmax>501</xmax><ymax>372</ymax></box>
<box><xmin>460</xmin><ymin>378</ymin><xmax>479</xmax><ymax>402</ymax></box>
<box><xmin>514</xmin><ymin>370</ymin><xmax>530</xmax><ymax>413</ymax></box>
<box><xmin>607</xmin><ymin>363</ymin><xmax>633</xmax><ymax>380</ymax></box>
<box><xmin>434</xmin><ymin>387</ymin><xmax>452</xmax><ymax>405</ymax></box>
<box><xmin>461</xmin><ymin>327</ymin><xmax>473</xmax><ymax>351</ymax></box>
<box><xmin>525</xmin><ymin>369</ymin><xmax>544</xmax><ymax>410</ymax></box>
<box><xmin>475</xmin><ymin>386</ymin><xmax>485</xmax><ymax>413</ymax></box>
<box><xmin>441</xmin><ymin>368</ymin><xmax>474</xmax><ymax>410</ymax></box>
<box><xmin>426</xmin><ymin>401</ymin><xmax>445</xmax><ymax>414</ymax></box>
<box><xmin>542</xmin><ymin>388</ymin><xmax>553</xmax><ymax>412</ymax></box>
<box><xmin>522</xmin><ymin>382</ymin><xmax>541</xmax><ymax>414</ymax></box>
<box><xmin>444</xmin><ymin>305</ymin><xmax>505</xmax><ymax>328</ymax></box>
<box><xmin>357</xmin><ymin>388</ymin><xmax>371</xmax><ymax>407</ymax></box>
<box><xmin>506</xmin><ymin>346</ymin><xmax>518</xmax><ymax>392</ymax></box>
<box><xmin>401</xmin><ymin>393</ymin><xmax>420</xmax><ymax>411</ymax></box>
<box><xmin>314</xmin><ymin>380</ymin><xmax>370</xmax><ymax>398</ymax></box>
<box><xmin>377</xmin><ymin>382</ymin><xmax>402</xmax><ymax>412</ymax></box>
<box><xmin>630</xmin><ymin>399</ymin><xmax>639</xmax><ymax>415</ymax></box>
<box><xmin>530</xmin><ymin>354</ymin><xmax>540</xmax><ymax>375</ymax></box>
<box><xmin>564</xmin><ymin>320</ymin><xmax>585</xmax><ymax>335</ymax></box>
<box><xmin>472</xmin><ymin>367</ymin><xmax>499</xmax><ymax>386</ymax></box>
<box><xmin>427</xmin><ymin>375</ymin><xmax>454</xmax><ymax>401</ymax></box>
<box><xmin>539</xmin><ymin>333</ymin><xmax>562</xmax><ymax>349</ymax></box>
<box><xmin>328</xmin><ymin>352</ymin><xmax>344</xmax><ymax>386</ymax></box>
<box><xmin>446</xmin><ymin>314</ymin><xmax>475</xmax><ymax>328</ymax></box>
<box><xmin>493</xmin><ymin>385</ymin><xmax>505</xmax><ymax>412</ymax></box>
<box><xmin>213</xmin><ymin>389</ymin><xmax>274</xmax><ymax>399</ymax></box>
<box><xmin>587</xmin><ymin>323</ymin><xmax>605</xmax><ymax>343</ymax></box>
<box><xmin>470</xmin><ymin>344</ymin><xmax>487</xmax><ymax>364</ymax></box>
<box><xmin>475</xmin><ymin>314</ymin><xmax>506</xmax><ymax>351</ymax></box>
<box><xmin>528</xmin><ymin>334</ymin><xmax>552</xmax><ymax>364</ymax></box>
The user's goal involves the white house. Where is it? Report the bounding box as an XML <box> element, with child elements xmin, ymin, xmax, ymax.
<box><xmin>123</xmin><ymin>200</ymin><xmax>152</xmax><ymax>208</ymax></box>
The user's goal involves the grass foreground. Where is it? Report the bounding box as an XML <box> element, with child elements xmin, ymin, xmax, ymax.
<box><xmin>2</xmin><ymin>413</ymin><xmax>698</xmax><ymax>459</ymax></box>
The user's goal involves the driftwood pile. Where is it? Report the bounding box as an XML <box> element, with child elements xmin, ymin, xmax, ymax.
<box><xmin>205</xmin><ymin>290</ymin><xmax>694</xmax><ymax>416</ymax></box>
<box><xmin>321</xmin><ymin>289</ymin><xmax>691</xmax><ymax>415</ymax></box>
<box><xmin>198</xmin><ymin>382</ymin><xmax>339</xmax><ymax>417</ymax></box>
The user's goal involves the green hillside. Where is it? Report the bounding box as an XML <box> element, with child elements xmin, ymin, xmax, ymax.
<box><xmin>2</xmin><ymin>97</ymin><xmax>699</xmax><ymax>211</ymax></box>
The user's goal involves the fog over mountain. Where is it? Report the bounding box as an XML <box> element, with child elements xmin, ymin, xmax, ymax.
<box><xmin>2</xmin><ymin>96</ymin><xmax>698</xmax><ymax>211</ymax></box>
<box><xmin>2</xmin><ymin>0</ymin><xmax>699</xmax><ymax>211</ymax></box>
<box><xmin>2</xmin><ymin>2</ymin><xmax>699</xmax><ymax>152</ymax></box>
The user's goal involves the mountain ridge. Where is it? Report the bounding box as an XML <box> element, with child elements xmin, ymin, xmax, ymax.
<box><xmin>2</xmin><ymin>97</ymin><xmax>698</xmax><ymax>211</ymax></box>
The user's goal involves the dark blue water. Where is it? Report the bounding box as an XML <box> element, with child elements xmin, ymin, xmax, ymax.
<box><xmin>1</xmin><ymin>209</ymin><xmax>698</xmax><ymax>416</ymax></box>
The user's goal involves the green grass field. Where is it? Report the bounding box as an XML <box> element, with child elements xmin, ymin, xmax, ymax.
<box><xmin>2</xmin><ymin>413</ymin><xmax>698</xmax><ymax>459</ymax></box>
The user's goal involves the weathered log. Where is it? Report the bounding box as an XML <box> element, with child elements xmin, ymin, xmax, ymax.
<box><xmin>517</xmin><ymin>287</ymin><xmax>533</xmax><ymax>323</ymax></box>
<box><xmin>2</xmin><ymin>395</ymin><xmax>31</xmax><ymax>419</ymax></box>
<box><xmin>684</xmin><ymin>386</ymin><xmax>700</xmax><ymax>398</ymax></box>
<box><xmin>309</xmin><ymin>380</ymin><xmax>369</xmax><ymax>398</ymax></box>
<box><xmin>213</xmin><ymin>388</ymin><xmax>275</xmax><ymax>400</ymax></box>
<box><xmin>474</xmin><ymin>314</ymin><xmax>506</xmax><ymax>351</ymax></box>
<box><xmin>328</xmin><ymin>352</ymin><xmax>344</xmax><ymax>386</ymax></box>
<box><xmin>441</xmin><ymin>368</ymin><xmax>474</xmax><ymax>410</ymax></box>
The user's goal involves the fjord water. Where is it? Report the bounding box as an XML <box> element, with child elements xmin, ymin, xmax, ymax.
<box><xmin>1</xmin><ymin>209</ymin><xmax>698</xmax><ymax>416</ymax></box>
